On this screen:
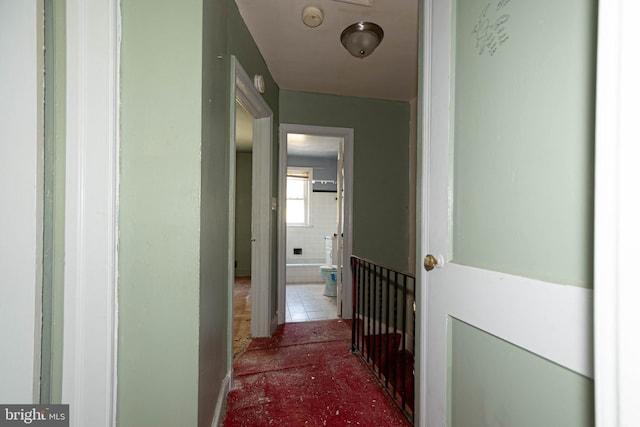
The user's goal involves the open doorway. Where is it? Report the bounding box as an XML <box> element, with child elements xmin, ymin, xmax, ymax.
<box><xmin>232</xmin><ymin>100</ymin><xmax>253</xmax><ymax>359</ymax></box>
<box><xmin>284</xmin><ymin>138</ymin><xmax>341</xmax><ymax>322</ymax></box>
<box><xmin>228</xmin><ymin>56</ymin><xmax>274</xmax><ymax>373</ymax></box>
<box><xmin>278</xmin><ymin>124</ymin><xmax>354</xmax><ymax>325</ymax></box>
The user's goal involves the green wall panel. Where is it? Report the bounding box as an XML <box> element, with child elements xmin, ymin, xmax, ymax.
<box><xmin>118</xmin><ymin>1</ymin><xmax>203</xmax><ymax>425</ymax></box>
<box><xmin>280</xmin><ymin>90</ymin><xmax>411</xmax><ymax>272</ymax></box>
<box><xmin>450</xmin><ymin>319</ymin><xmax>593</xmax><ymax>427</ymax></box>
<box><xmin>41</xmin><ymin>0</ymin><xmax>66</xmax><ymax>404</ymax></box>
<box><xmin>451</xmin><ymin>0</ymin><xmax>596</xmax><ymax>286</ymax></box>
<box><xmin>198</xmin><ymin>0</ymin><xmax>231</xmax><ymax>424</ymax></box>
<box><xmin>234</xmin><ymin>152</ymin><xmax>252</xmax><ymax>276</ymax></box>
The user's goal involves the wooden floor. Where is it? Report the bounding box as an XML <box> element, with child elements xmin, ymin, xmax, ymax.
<box><xmin>233</xmin><ymin>276</ymin><xmax>252</xmax><ymax>360</ymax></box>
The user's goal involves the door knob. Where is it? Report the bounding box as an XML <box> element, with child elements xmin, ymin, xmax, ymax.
<box><xmin>424</xmin><ymin>254</ymin><xmax>439</xmax><ymax>271</ymax></box>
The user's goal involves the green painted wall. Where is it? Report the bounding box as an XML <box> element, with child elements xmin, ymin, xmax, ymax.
<box><xmin>198</xmin><ymin>0</ymin><xmax>231</xmax><ymax>423</ymax></box>
<box><xmin>199</xmin><ymin>1</ymin><xmax>279</xmax><ymax>424</ymax></box>
<box><xmin>451</xmin><ymin>0</ymin><xmax>596</xmax><ymax>287</ymax></box>
<box><xmin>118</xmin><ymin>1</ymin><xmax>203</xmax><ymax>425</ymax></box>
<box><xmin>235</xmin><ymin>152</ymin><xmax>252</xmax><ymax>276</ymax></box>
<box><xmin>280</xmin><ymin>90</ymin><xmax>411</xmax><ymax>272</ymax></box>
<box><xmin>450</xmin><ymin>319</ymin><xmax>594</xmax><ymax>427</ymax></box>
<box><xmin>119</xmin><ymin>1</ymin><xmax>278</xmax><ymax>425</ymax></box>
<box><xmin>41</xmin><ymin>0</ymin><xmax>65</xmax><ymax>404</ymax></box>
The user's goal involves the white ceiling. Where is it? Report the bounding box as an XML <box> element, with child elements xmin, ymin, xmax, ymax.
<box><xmin>287</xmin><ymin>133</ymin><xmax>340</xmax><ymax>158</ymax></box>
<box><xmin>234</xmin><ymin>0</ymin><xmax>419</xmax><ymax>102</ymax></box>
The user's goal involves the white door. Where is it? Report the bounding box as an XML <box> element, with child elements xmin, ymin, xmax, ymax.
<box><xmin>335</xmin><ymin>142</ymin><xmax>344</xmax><ymax>316</ymax></box>
<box><xmin>419</xmin><ymin>0</ymin><xmax>595</xmax><ymax>425</ymax></box>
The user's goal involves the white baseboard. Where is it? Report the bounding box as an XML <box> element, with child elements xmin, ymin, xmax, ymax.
<box><xmin>234</xmin><ymin>269</ymin><xmax>250</xmax><ymax>277</ymax></box>
<box><xmin>211</xmin><ymin>371</ymin><xmax>232</xmax><ymax>427</ymax></box>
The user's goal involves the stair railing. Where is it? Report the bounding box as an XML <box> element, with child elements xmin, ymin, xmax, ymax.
<box><xmin>350</xmin><ymin>255</ymin><xmax>416</xmax><ymax>424</ymax></box>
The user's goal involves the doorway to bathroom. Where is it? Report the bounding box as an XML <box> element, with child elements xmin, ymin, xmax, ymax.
<box><xmin>278</xmin><ymin>124</ymin><xmax>354</xmax><ymax>324</ymax></box>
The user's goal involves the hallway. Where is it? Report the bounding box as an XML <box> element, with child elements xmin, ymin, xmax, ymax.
<box><xmin>233</xmin><ymin>279</ymin><xmax>339</xmax><ymax>360</ymax></box>
<box><xmin>223</xmin><ymin>320</ymin><xmax>410</xmax><ymax>426</ymax></box>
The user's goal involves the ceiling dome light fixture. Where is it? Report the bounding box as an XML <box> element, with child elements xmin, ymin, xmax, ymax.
<box><xmin>340</xmin><ymin>22</ymin><xmax>384</xmax><ymax>58</ymax></box>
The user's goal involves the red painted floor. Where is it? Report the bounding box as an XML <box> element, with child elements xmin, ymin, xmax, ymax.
<box><xmin>222</xmin><ymin>319</ymin><xmax>410</xmax><ymax>426</ymax></box>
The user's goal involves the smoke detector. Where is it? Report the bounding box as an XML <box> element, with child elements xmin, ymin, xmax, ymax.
<box><xmin>302</xmin><ymin>6</ymin><xmax>324</xmax><ymax>28</ymax></box>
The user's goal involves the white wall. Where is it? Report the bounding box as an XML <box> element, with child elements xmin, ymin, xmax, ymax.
<box><xmin>0</xmin><ymin>0</ymin><xmax>44</xmax><ymax>403</ymax></box>
<box><xmin>286</xmin><ymin>192</ymin><xmax>337</xmax><ymax>263</ymax></box>
<box><xmin>409</xmin><ymin>97</ymin><xmax>417</xmax><ymax>274</ymax></box>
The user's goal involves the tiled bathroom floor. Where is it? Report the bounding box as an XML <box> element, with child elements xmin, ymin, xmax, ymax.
<box><xmin>286</xmin><ymin>283</ymin><xmax>338</xmax><ymax>322</ymax></box>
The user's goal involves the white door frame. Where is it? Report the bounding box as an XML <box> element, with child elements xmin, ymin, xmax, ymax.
<box><xmin>335</xmin><ymin>145</ymin><xmax>345</xmax><ymax>316</ymax></box>
<box><xmin>62</xmin><ymin>0</ymin><xmax>119</xmax><ymax>425</ymax></box>
<box><xmin>228</xmin><ymin>57</ymin><xmax>274</xmax><ymax>344</ymax></box>
<box><xmin>593</xmin><ymin>0</ymin><xmax>640</xmax><ymax>425</ymax></box>
<box><xmin>277</xmin><ymin>124</ymin><xmax>354</xmax><ymax>323</ymax></box>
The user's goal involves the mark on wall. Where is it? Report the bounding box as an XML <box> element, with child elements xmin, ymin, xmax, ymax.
<box><xmin>472</xmin><ymin>1</ymin><xmax>511</xmax><ymax>56</ymax></box>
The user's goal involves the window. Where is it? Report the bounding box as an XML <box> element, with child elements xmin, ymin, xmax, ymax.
<box><xmin>286</xmin><ymin>168</ymin><xmax>311</xmax><ymax>226</ymax></box>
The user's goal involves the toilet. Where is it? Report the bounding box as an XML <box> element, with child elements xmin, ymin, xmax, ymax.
<box><xmin>319</xmin><ymin>235</ymin><xmax>338</xmax><ymax>297</ymax></box>
<box><xmin>319</xmin><ymin>265</ymin><xmax>338</xmax><ymax>297</ymax></box>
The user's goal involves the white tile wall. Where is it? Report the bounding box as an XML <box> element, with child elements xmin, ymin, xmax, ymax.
<box><xmin>286</xmin><ymin>192</ymin><xmax>338</xmax><ymax>263</ymax></box>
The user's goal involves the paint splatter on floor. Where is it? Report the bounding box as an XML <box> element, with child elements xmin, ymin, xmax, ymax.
<box><xmin>222</xmin><ymin>320</ymin><xmax>410</xmax><ymax>426</ymax></box>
